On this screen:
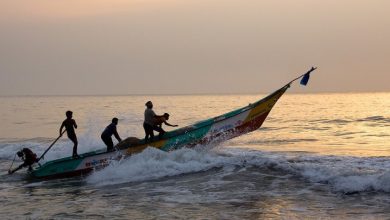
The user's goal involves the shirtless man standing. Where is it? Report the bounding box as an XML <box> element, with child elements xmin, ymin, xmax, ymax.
<box><xmin>60</xmin><ymin>110</ymin><xmax>79</xmax><ymax>158</ymax></box>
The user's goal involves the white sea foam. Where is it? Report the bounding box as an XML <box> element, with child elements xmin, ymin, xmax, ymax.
<box><xmin>80</xmin><ymin>146</ymin><xmax>261</xmax><ymax>185</ymax></box>
<box><xmin>87</xmin><ymin>146</ymin><xmax>390</xmax><ymax>193</ymax></box>
<box><xmin>290</xmin><ymin>155</ymin><xmax>390</xmax><ymax>193</ymax></box>
<box><xmin>87</xmin><ymin>147</ymin><xmax>241</xmax><ymax>186</ymax></box>
<box><xmin>2</xmin><ymin>135</ymin><xmax>390</xmax><ymax>194</ymax></box>
<box><xmin>250</xmin><ymin>151</ymin><xmax>390</xmax><ymax>194</ymax></box>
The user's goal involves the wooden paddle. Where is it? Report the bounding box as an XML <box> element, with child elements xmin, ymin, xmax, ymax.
<box><xmin>37</xmin><ymin>130</ymin><xmax>66</xmax><ymax>163</ymax></box>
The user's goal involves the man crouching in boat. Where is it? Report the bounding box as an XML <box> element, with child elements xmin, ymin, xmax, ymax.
<box><xmin>101</xmin><ymin>118</ymin><xmax>122</xmax><ymax>152</ymax></box>
<box><xmin>8</xmin><ymin>148</ymin><xmax>38</xmax><ymax>174</ymax></box>
<box><xmin>154</xmin><ymin>113</ymin><xmax>178</xmax><ymax>139</ymax></box>
<box><xmin>143</xmin><ymin>101</ymin><xmax>178</xmax><ymax>143</ymax></box>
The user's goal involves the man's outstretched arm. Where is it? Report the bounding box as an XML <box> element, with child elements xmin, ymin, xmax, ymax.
<box><xmin>164</xmin><ymin>121</ymin><xmax>178</xmax><ymax>127</ymax></box>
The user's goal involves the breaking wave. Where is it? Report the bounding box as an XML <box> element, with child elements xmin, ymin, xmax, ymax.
<box><xmin>87</xmin><ymin>147</ymin><xmax>238</xmax><ymax>186</ymax></box>
<box><xmin>2</xmin><ymin>136</ymin><xmax>390</xmax><ymax>195</ymax></box>
<box><xmin>87</xmin><ymin>146</ymin><xmax>390</xmax><ymax>194</ymax></box>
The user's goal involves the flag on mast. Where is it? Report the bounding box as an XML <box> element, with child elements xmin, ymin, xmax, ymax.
<box><xmin>300</xmin><ymin>73</ymin><xmax>310</xmax><ymax>86</ymax></box>
<box><xmin>300</xmin><ymin>67</ymin><xmax>316</xmax><ymax>86</ymax></box>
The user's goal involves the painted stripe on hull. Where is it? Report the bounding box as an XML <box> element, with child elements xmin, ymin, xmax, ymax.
<box><xmin>182</xmin><ymin>110</ymin><xmax>271</xmax><ymax>147</ymax></box>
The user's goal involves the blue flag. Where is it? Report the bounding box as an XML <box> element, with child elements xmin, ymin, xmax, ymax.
<box><xmin>300</xmin><ymin>73</ymin><xmax>310</xmax><ymax>86</ymax></box>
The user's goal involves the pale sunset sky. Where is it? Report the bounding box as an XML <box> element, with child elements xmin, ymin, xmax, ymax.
<box><xmin>0</xmin><ymin>0</ymin><xmax>389</xmax><ymax>95</ymax></box>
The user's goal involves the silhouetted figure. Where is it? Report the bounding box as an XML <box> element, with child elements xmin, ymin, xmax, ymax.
<box><xmin>60</xmin><ymin>110</ymin><xmax>79</xmax><ymax>158</ymax></box>
<box><xmin>143</xmin><ymin>101</ymin><xmax>178</xmax><ymax>143</ymax></box>
<box><xmin>8</xmin><ymin>148</ymin><xmax>38</xmax><ymax>174</ymax></box>
<box><xmin>154</xmin><ymin>113</ymin><xmax>178</xmax><ymax>139</ymax></box>
<box><xmin>101</xmin><ymin>117</ymin><xmax>122</xmax><ymax>152</ymax></box>
<box><xmin>143</xmin><ymin>101</ymin><xmax>156</xmax><ymax>143</ymax></box>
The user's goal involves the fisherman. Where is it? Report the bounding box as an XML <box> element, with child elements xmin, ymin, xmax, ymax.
<box><xmin>8</xmin><ymin>148</ymin><xmax>38</xmax><ymax>174</ymax></box>
<box><xmin>101</xmin><ymin>117</ymin><xmax>122</xmax><ymax>152</ymax></box>
<box><xmin>143</xmin><ymin>101</ymin><xmax>179</xmax><ymax>143</ymax></box>
<box><xmin>154</xmin><ymin>113</ymin><xmax>178</xmax><ymax>138</ymax></box>
<box><xmin>143</xmin><ymin>101</ymin><xmax>156</xmax><ymax>143</ymax></box>
<box><xmin>60</xmin><ymin>110</ymin><xmax>79</xmax><ymax>158</ymax></box>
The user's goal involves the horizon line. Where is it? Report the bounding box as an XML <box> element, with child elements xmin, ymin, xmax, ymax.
<box><xmin>1</xmin><ymin>90</ymin><xmax>390</xmax><ymax>97</ymax></box>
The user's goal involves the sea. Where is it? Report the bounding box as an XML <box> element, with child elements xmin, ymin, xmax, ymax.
<box><xmin>1</xmin><ymin>92</ymin><xmax>390</xmax><ymax>219</ymax></box>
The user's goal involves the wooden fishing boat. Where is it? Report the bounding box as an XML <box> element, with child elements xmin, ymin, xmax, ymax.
<box><xmin>30</xmin><ymin>69</ymin><xmax>315</xmax><ymax>179</ymax></box>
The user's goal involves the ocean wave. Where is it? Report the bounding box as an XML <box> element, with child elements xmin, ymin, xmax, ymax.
<box><xmin>227</xmin><ymin>137</ymin><xmax>318</xmax><ymax>146</ymax></box>
<box><xmin>357</xmin><ymin>116</ymin><xmax>390</xmax><ymax>123</ymax></box>
<box><xmin>309</xmin><ymin>116</ymin><xmax>390</xmax><ymax>126</ymax></box>
<box><xmin>86</xmin><ymin>147</ymin><xmax>244</xmax><ymax>186</ymax></box>
<box><xmin>87</xmin><ymin>146</ymin><xmax>390</xmax><ymax>194</ymax></box>
<box><xmin>3</xmin><ymin>136</ymin><xmax>390</xmax><ymax>194</ymax></box>
<box><xmin>312</xmin><ymin>119</ymin><xmax>353</xmax><ymax>125</ymax></box>
<box><xmin>254</xmin><ymin>152</ymin><xmax>390</xmax><ymax>194</ymax></box>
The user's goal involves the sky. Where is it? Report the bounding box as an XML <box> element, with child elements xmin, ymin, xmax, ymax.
<box><xmin>0</xmin><ymin>0</ymin><xmax>389</xmax><ymax>95</ymax></box>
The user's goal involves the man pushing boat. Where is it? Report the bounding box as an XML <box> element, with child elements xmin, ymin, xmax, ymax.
<box><xmin>101</xmin><ymin>117</ymin><xmax>122</xmax><ymax>152</ymax></box>
<box><xmin>8</xmin><ymin>148</ymin><xmax>38</xmax><ymax>174</ymax></box>
<box><xmin>143</xmin><ymin>101</ymin><xmax>178</xmax><ymax>143</ymax></box>
<box><xmin>154</xmin><ymin>113</ymin><xmax>178</xmax><ymax>138</ymax></box>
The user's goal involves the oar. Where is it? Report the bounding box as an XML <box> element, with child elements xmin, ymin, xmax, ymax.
<box><xmin>7</xmin><ymin>153</ymin><xmax>17</xmax><ymax>174</ymax></box>
<box><xmin>37</xmin><ymin>130</ymin><xmax>66</xmax><ymax>163</ymax></box>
